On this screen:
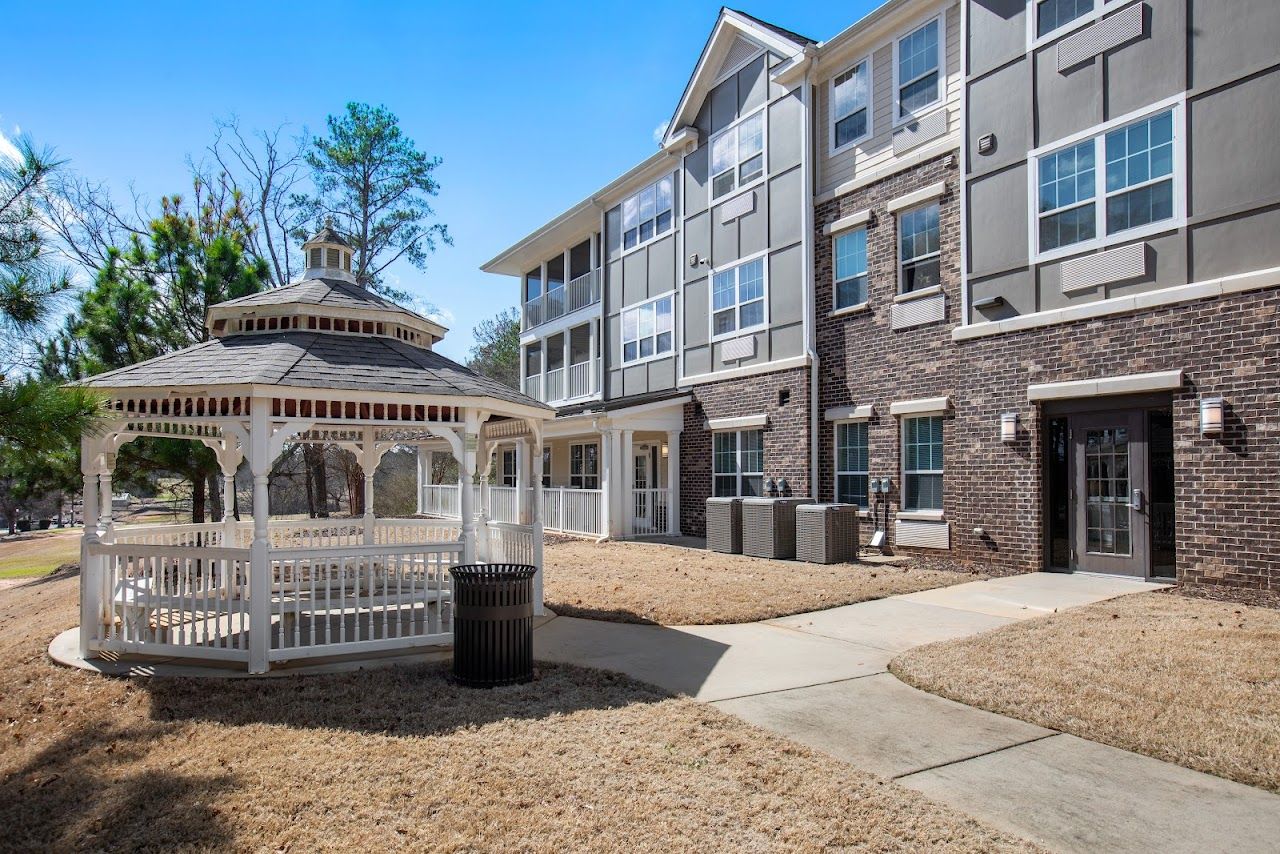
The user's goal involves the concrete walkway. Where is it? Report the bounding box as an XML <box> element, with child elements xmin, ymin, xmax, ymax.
<box><xmin>534</xmin><ymin>572</ymin><xmax>1280</xmax><ymax>854</ymax></box>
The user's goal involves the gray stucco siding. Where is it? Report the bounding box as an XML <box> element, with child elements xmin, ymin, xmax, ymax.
<box><xmin>683</xmin><ymin>276</ymin><xmax>709</xmax><ymax>348</ymax></box>
<box><xmin>966</xmin><ymin>0</ymin><xmax>1026</xmax><ymax>79</ymax></box>
<box><xmin>1190</xmin><ymin>206</ymin><xmax>1280</xmax><ymax>284</ymax></box>
<box><xmin>1034</xmin><ymin>47</ymin><xmax>1102</xmax><ymax>147</ymax></box>
<box><xmin>966</xmin><ymin>163</ymin><xmax>1028</xmax><ymax>276</ymax></box>
<box><xmin>1189</xmin><ymin>67</ymin><xmax>1280</xmax><ymax>220</ymax></box>
<box><xmin>967</xmin><ymin>58</ymin><xmax>1032</xmax><ymax>178</ymax></box>
<box><xmin>768</xmin><ymin>168</ymin><xmax>804</xmax><ymax>249</ymax></box>
<box><xmin>1103</xmin><ymin>0</ymin><xmax>1184</xmax><ymax>120</ymax></box>
<box><xmin>1188</xmin><ymin>0</ymin><xmax>1280</xmax><ymax>92</ymax></box>
<box><xmin>767</xmin><ymin>89</ymin><xmax>803</xmax><ymax>174</ymax></box>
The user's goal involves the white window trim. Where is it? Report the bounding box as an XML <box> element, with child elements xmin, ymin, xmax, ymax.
<box><xmin>541</xmin><ymin>446</ymin><xmax>552</xmax><ymax>488</ymax></box>
<box><xmin>825</xmin><ymin>403</ymin><xmax>874</xmax><ymax>422</ymax></box>
<box><xmin>712</xmin><ymin>428</ymin><xmax>765</xmax><ymax>498</ymax></box>
<box><xmin>1028</xmin><ymin>95</ymin><xmax>1186</xmax><ymax>264</ymax></box>
<box><xmin>620</xmin><ymin>290</ymin><xmax>676</xmax><ymax>367</ymax></box>
<box><xmin>897</xmin><ymin>201</ymin><xmax>942</xmax><ymax>295</ymax></box>
<box><xmin>708</xmin><ymin>106</ymin><xmax>769</xmax><ymax>207</ymax></box>
<box><xmin>829</xmin><ymin>54</ymin><xmax>873</xmax><ymax>156</ymax></box>
<box><xmin>901</xmin><ymin>414</ymin><xmax>945</xmax><ymax>513</ymax></box>
<box><xmin>892</xmin><ymin>12</ymin><xmax>946</xmax><ymax>128</ymax></box>
<box><xmin>1027</xmin><ymin>0</ymin><xmax>1130</xmax><ymax>51</ymax></box>
<box><xmin>835</xmin><ymin>420</ymin><xmax>870</xmax><ymax>508</ymax></box>
<box><xmin>709</xmin><ymin>249</ymin><xmax>770</xmax><ymax>343</ymax></box>
<box><xmin>707</xmin><ymin>413</ymin><xmax>768</xmax><ymax>431</ymax></box>
<box><xmin>833</xmin><ymin>226</ymin><xmax>870</xmax><ymax>312</ymax></box>
<box><xmin>824</xmin><ymin>208</ymin><xmax>872</xmax><ymax>236</ymax></box>
<box><xmin>500</xmin><ymin>448</ymin><xmax>517</xmax><ymax>487</ymax></box>
<box><xmin>620</xmin><ymin>173</ymin><xmax>676</xmax><ymax>258</ymax></box>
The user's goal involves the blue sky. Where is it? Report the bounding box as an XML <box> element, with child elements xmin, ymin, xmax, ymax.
<box><xmin>4</xmin><ymin>1</ymin><xmax>877</xmax><ymax>362</ymax></box>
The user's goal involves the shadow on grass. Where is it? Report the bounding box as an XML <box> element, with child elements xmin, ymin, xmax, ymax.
<box><xmin>145</xmin><ymin>660</ymin><xmax>674</xmax><ymax>736</ymax></box>
<box><xmin>0</xmin><ymin>722</ymin><xmax>236</xmax><ymax>851</ymax></box>
<box><xmin>543</xmin><ymin>601</ymin><xmax>662</xmax><ymax>624</ymax></box>
<box><xmin>15</xmin><ymin>562</ymin><xmax>81</xmax><ymax>587</ymax></box>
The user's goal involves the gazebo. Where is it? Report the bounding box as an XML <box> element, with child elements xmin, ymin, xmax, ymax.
<box><xmin>74</xmin><ymin>226</ymin><xmax>553</xmax><ymax>673</ymax></box>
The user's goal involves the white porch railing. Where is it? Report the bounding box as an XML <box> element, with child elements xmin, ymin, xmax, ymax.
<box><xmin>568</xmin><ymin>360</ymin><xmax>592</xmax><ymax>398</ymax></box>
<box><xmin>544</xmin><ymin>367</ymin><xmax>564</xmax><ymax>402</ymax></box>
<box><xmin>486</xmin><ymin>486</ymin><xmax>520</xmax><ymax>524</ymax></box>
<box><xmin>485</xmin><ymin>520</ymin><xmax>536</xmax><ymax>565</ymax></box>
<box><xmin>522</xmin><ymin>270</ymin><xmax>599</xmax><ymax>330</ymax></box>
<box><xmin>524</xmin><ymin>357</ymin><xmax>596</xmax><ymax>405</ymax></box>
<box><xmin>421</xmin><ymin>484</ymin><xmax>460</xmax><ymax>518</ymax></box>
<box><xmin>631</xmin><ymin>488</ymin><xmax>671</xmax><ymax>537</ymax></box>
<box><xmin>418</xmin><ymin>484</ymin><xmax>605</xmax><ymax>536</ymax></box>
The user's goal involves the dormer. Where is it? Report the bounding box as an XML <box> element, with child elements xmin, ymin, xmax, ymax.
<box><xmin>303</xmin><ymin>220</ymin><xmax>357</xmax><ymax>284</ymax></box>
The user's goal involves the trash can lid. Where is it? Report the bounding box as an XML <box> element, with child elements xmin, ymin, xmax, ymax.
<box><xmin>450</xmin><ymin>564</ymin><xmax>537</xmax><ymax>581</ymax></box>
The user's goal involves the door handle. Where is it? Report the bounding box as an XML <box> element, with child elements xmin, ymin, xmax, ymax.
<box><xmin>1130</xmin><ymin>489</ymin><xmax>1144</xmax><ymax>512</ymax></box>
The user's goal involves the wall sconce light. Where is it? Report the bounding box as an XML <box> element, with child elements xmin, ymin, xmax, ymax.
<box><xmin>1000</xmin><ymin>412</ymin><xmax>1019</xmax><ymax>443</ymax></box>
<box><xmin>1200</xmin><ymin>396</ymin><xmax>1224</xmax><ymax>436</ymax></box>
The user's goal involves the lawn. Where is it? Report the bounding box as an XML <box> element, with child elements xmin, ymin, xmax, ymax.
<box><xmin>0</xmin><ymin>576</ymin><xmax>1033</xmax><ymax>851</ymax></box>
<box><xmin>891</xmin><ymin>592</ymin><xmax>1280</xmax><ymax>793</ymax></box>
<box><xmin>542</xmin><ymin>538</ymin><xmax>978</xmax><ymax>625</ymax></box>
<box><xmin>0</xmin><ymin>531</ymin><xmax>79</xmax><ymax>580</ymax></box>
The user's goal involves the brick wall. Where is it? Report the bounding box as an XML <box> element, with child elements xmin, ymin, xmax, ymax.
<box><xmin>814</xmin><ymin>152</ymin><xmax>1280</xmax><ymax>590</ymax></box>
<box><xmin>680</xmin><ymin>366</ymin><xmax>812</xmax><ymax>537</ymax></box>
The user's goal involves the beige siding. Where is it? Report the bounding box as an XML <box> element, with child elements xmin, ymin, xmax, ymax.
<box><xmin>816</xmin><ymin>2</ymin><xmax>961</xmax><ymax>198</ymax></box>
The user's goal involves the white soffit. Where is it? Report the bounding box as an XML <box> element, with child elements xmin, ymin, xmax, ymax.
<box><xmin>707</xmin><ymin>413</ymin><xmax>768</xmax><ymax>430</ymax></box>
<box><xmin>824</xmin><ymin>209</ymin><xmax>872</xmax><ymax>236</ymax></box>
<box><xmin>1027</xmin><ymin>369</ymin><xmax>1183</xmax><ymax>402</ymax></box>
<box><xmin>886</xmin><ymin>181</ymin><xmax>947</xmax><ymax>213</ymax></box>
<box><xmin>825</xmin><ymin>404</ymin><xmax>873</xmax><ymax>422</ymax></box>
<box><xmin>889</xmin><ymin>396</ymin><xmax>951</xmax><ymax>416</ymax></box>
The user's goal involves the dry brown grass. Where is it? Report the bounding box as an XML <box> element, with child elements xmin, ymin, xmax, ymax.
<box><xmin>542</xmin><ymin>539</ymin><xmax>976</xmax><ymax>625</ymax></box>
<box><xmin>891</xmin><ymin>592</ymin><xmax>1280</xmax><ymax>793</ymax></box>
<box><xmin>0</xmin><ymin>575</ymin><xmax>1035</xmax><ymax>852</ymax></box>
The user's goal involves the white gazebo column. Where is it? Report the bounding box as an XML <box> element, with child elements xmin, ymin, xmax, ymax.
<box><xmin>530</xmin><ymin>422</ymin><xmax>545</xmax><ymax>615</ymax></box>
<box><xmin>362</xmin><ymin>428</ymin><xmax>376</xmax><ymax>546</ymax></box>
<box><xmin>78</xmin><ymin>436</ymin><xmax>103</xmax><ymax>658</ymax></box>
<box><xmin>247</xmin><ymin>396</ymin><xmax>273</xmax><ymax>674</ymax></box>
<box><xmin>516</xmin><ymin>438</ymin><xmax>531</xmax><ymax>524</ymax></box>
<box><xmin>620</xmin><ymin>429</ymin><xmax>635</xmax><ymax>538</ymax></box>
<box><xmin>98</xmin><ymin>452</ymin><xmax>116</xmax><ymax>541</ymax></box>
<box><xmin>416</xmin><ymin>447</ymin><xmax>430</xmax><ymax>514</ymax></box>
<box><xmin>667</xmin><ymin>430</ymin><xmax>682</xmax><ymax>536</ymax></box>
<box><xmin>459</xmin><ymin>414</ymin><xmax>481</xmax><ymax>564</ymax></box>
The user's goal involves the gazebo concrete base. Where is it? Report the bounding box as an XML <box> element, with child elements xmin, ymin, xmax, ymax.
<box><xmin>49</xmin><ymin>616</ymin><xmax>558</xmax><ymax>678</ymax></box>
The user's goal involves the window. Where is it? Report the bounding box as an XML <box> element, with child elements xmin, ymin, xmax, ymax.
<box><xmin>524</xmin><ymin>267</ymin><xmax>541</xmax><ymax>303</ymax></box>
<box><xmin>834</xmin><ymin>228</ymin><xmax>868</xmax><ymax>309</ymax></box>
<box><xmin>501</xmin><ymin>449</ymin><xmax>516</xmax><ymax>487</ymax></box>
<box><xmin>899</xmin><ymin>203</ymin><xmax>940</xmax><ymax>293</ymax></box>
<box><xmin>903</xmin><ymin>415</ymin><xmax>943</xmax><ymax>511</ymax></box>
<box><xmin>621</xmin><ymin>295</ymin><xmax>673</xmax><ymax>363</ymax></box>
<box><xmin>541</xmin><ymin>447</ymin><xmax>551</xmax><ymax>489</ymax></box>
<box><xmin>896</xmin><ymin>18</ymin><xmax>941</xmax><ymax>121</ymax></box>
<box><xmin>710</xmin><ymin>110</ymin><xmax>764</xmax><ymax>200</ymax></box>
<box><xmin>713</xmin><ymin>429</ymin><xmax>764</xmax><ymax>497</ymax></box>
<box><xmin>836</xmin><ymin>422</ymin><xmax>869</xmax><ymax>508</ymax></box>
<box><xmin>622</xmin><ymin>176</ymin><xmax>674</xmax><ymax>251</ymax></box>
<box><xmin>569</xmin><ymin>443</ymin><xmax>599</xmax><ymax>490</ymax></box>
<box><xmin>711</xmin><ymin>257</ymin><xmax>766</xmax><ymax>338</ymax></box>
<box><xmin>831</xmin><ymin>59</ymin><xmax>870</xmax><ymax>150</ymax></box>
<box><xmin>1036</xmin><ymin>0</ymin><xmax>1094</xmax><ymax>38</ymax></box>
<box><xmin>1033</xmin><ymin>106</ymin><xmax>1179</xmax><ymax>259</ymax></box>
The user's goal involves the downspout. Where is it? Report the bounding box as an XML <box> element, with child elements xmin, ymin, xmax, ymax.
<box><xmin>798</xmin><ymin>48</ymin><xmax>821</xmax><ymax>501</ymax></box>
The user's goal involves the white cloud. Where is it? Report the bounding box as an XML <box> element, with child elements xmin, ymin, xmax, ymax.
<box><xmin>426</xmin><ymin>306</ymin><xmax>455</xmax><ymax>327</ymax></box>
<box><xmin>0</xmin><ymin>124</ymin><xmax>22</xmax><ymax>164</ymax></box>
<box><xmin>652</xmin><ymin>120</ymin><xmax>670</xmax><ymax>146</ymax></box>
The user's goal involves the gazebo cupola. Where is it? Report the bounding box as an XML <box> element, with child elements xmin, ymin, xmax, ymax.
<box><xmin>303</xmin><ymin>219</ymin><xmax>357</xmax><ymax>284</ymax></box>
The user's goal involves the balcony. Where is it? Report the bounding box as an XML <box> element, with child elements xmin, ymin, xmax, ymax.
<box><xmin>523</xmin><ymin>357</ymin><xmax>596</xmax><ymax>406</ymax></box>
<box><xmin>523</xmin><ymin>269</ymin><xmax>599</xmax><ymax>330</ymax></box>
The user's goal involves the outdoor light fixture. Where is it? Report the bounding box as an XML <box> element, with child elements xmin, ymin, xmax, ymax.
<box><xmin>1200</xmin><ymin>396</ymin><xmax>1224</xmax><ymax>436</ymax></box>
<box><xmin>1001</xmin><ymin>412</ymin><xmax>1019</xmax><ymax>443</ymax></box>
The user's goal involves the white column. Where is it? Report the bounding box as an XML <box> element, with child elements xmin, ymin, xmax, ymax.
<box><xmin>598</xmin><ymin>428</ymin><xmax>613</xmax><ymax>539</ymax></box>
<box><xmin>460</xmin><ymin>416</ymin><xmax>480</xmax><ymax>565</ymax></box>
<box><xmin>416</xmin><ymin>447</ymin><xmax>429</xmax><ymax>514</ymax></box>
<box><xmin>516</xmin><ymin>438</ymin><xmax>531</xmax><ymax>524</ymax></box>
<box><xmin>98</xmin><ymin>453</ymin><xmax>115</xmax><ymax>540</ymax></box>
<box><xmin>78</xmin><ymin>436</ymin><xmax>102</xmax><ymax>658</ymax></box>
<box><xmin>221</xmin><ymin>461</ymin><xmax>238</xmax><ymax>547</ymax></box>
<box><xmin>247</xmin><ymin>396</ymin><xmax>272</xmax><ymax>675</ymax></box>
<box><xmin>668</xmin><ymin>430</ymin><xmax>682</xmax><ymax>536</ymax></box>
<box><xmin>621</xmin><ymin>429</ymin><xmax>635</xmax><ymax>538</ymax></box>
<box><xmin>362</xmin><ymin>427</ymin><xmax>376</xmax><ymax>546</ymax></box>
<box><xmin>531</xmin><ymin>424</ymin><xmax>545</xmax><ymax>616</ymax></box>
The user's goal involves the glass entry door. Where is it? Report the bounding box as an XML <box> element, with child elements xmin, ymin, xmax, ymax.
<box><xmin>632</xmin><ymin>448</ymin><xmax>652</xmax><ymax>530</ymax></box>
<box><xmin>1071</xmin><ymin>411</ymin><xmax>1149</xmax><ymax>576</ymax></box>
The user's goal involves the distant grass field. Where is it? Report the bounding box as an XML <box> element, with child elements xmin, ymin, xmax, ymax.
<box><xmin>0</xmin><ymin>531</ymin><xmax>80</xmax><ymax>579</ymax></box>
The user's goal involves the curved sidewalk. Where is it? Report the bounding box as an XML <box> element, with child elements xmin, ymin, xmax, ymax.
<box><xmin>532</xmin><ymin>572</ymin><xmax>1280</xmax><ymax>854</ymax></box>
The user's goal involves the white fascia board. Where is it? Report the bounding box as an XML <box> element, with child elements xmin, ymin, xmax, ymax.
<box><xmin>824</xmin><ymin>403</ymin><xmax>874</xmax><ymax>422</ymax></box>
<box><xmin>706</xmin><ymin>413</ymin><xmax>768</xmax><ymax>431</ymax></box>
<box><xmin>1027</xmin><ymin>370</ymin><xmax>1183</xmax><ymax>402</ymax></box>
<box><xmin>663</xmin><ymin>126</ymin><xmax>700</xmax><ymax>153</ymax></box>
<box><xmin>824</xmin><ymin>209</ymin><xmax>872</xmax><ymax>236</ymax></box>
<box><xmin>888</xmin><ymin>396</ymin><xmax>951</xmax><ymax>416</ymax></box>
<box><xmin>680</xmin><ymin>353</ymin><xmax>812</xmax><ymax>386</ymax></box>
<box><xmin>886</xmin><ymin>181</ymin><xmax>948</xmax><ymax>213</ymax></box>
<box><xmin>605</xmin><ymin>394</ymin><xmax>692</xmax><ymax>420</ymax></box>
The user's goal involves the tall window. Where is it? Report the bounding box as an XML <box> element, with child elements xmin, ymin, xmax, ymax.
<box><xmin>903</xmin><ymin>415</ymin><xmax>943</xmax><ymax>511</ymax></box>
<box><xmin>621</xmin><ymin>295</ymin><xmax>674</xmax><ymax>363</ymax></box>
<box><xmin>831</xmin><ymin>60</ymin><xmax>870</xmax><ymax>149</ymax></box>
<box><xmin>570</xmin><ymin>443</ymin><xmax>599</xmax><ymax>490</ymax></box>
<box><xmin>622</xmin><ymin>176</ymin><xmax>674</xmax><ymax>251</ymax></box>
<box><xmin>834</xmin><ymin>228</ymin><xmax>868</xmax><ymax>309</ymax></box>
<box><xmin>897</xmin><ymin>18</ymin><xmax>941</xmax><ymax>120</ymax></box>
<box><xmin>542</xmin><ymin>447</ymin><xmax>552</xmax><ymax>488</ymax></box>
<box><xmin>712</xmin><ymin>257</ymin><xmax>766</xmax><ymax>338</ymax></box>
<box><xmin>1035</xmin><ymin>107</ymin><xmax>1177</xmax><ymax>258</ymax></box>
<box><xmin>710</xmin><ymin>111</ymin><xmax>764</xmax><ymax>200</ymax></box>
<box><xmin>501</xmin><ymin>449</ymin><xmax>517</xmax><ymax>487</ymax></box>
<box><xmin>836</xmin><ymin>422</ymin><xmax>869</xmax><ymax>508</ymax></box>
<box><xmin>524</xmin><ymin>267</ymin><xmax>542</xmax><ymax>303</ymax></box>
<box><xmin>713</xmin><ymin>429</ymin><xmax>764</xmax><ymax>497</ymax></box>
<box><xmin>899</xmin><ymin>203</ymin><xmax>940</xmax><ymax>293</ymax></box>
<box><xmin>1036</xmin><ymin>0</ymin><xmax>1093</xmax><ymax>38</ymax></box>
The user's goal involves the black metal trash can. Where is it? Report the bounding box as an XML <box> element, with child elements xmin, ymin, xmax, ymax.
<box><xmin>449</xmin><ymin>563</ymin><xmax>536</xmax><ymax>687</ymax></box>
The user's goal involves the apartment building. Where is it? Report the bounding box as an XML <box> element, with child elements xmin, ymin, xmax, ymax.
<box><xmin>423</xmin><ymin>0</ymin><xmax>1280</xmax><ymax>591</ymax></box>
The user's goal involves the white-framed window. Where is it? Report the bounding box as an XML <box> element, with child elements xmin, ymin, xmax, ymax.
<box><xmin>569</xmin><ymin>443</ymin><xmax>599</xmax><ymax>490</ymax></box>
<box><xmin>898</xmin><ymin>203</ymin><xmax>941</xmax><ymax>294</ymax></box>
<box><xmin>830</xmin><ymin>58</ymin><xmax>871</xmax><ymax>152</ymax></box>
<box><xmin>894</xmin><ymin>16</ymin><xmax>943</xmax><ymax>123</ymax></box>
<box><xmin>621</xmin><ymin>294</ymin><xmax>674</xmax><ymax>364</ymax></box>
<box><xmin>710</xmin><ymin>109</ymin><xmax>765</xmax><ymax>201</ymax></box>
<box><xmin>835</xmin><ymin>421</ymin><xmax>869</xmax><ymax>508</ymax></box>
<box><xmin>501</xmin><ymin>449</ymin><xmax>517</xmax><ymax>487</ymax></box>
<box><xmin>711</xmin><ymin>255</ymin><xmax>767</xmax><ymax>339</ymax></box>
<box><xmin>1031</xmin><ymin>100</ymin><xmax>1182</xmax><ymax>262</ymax></box>
<box><xmin>834</xmin><ymin>227</ymin><xmax>869</xmax><ymax>309</ymax></box>
<box><xmin>713</xmin><ymin>429</ymin><xmax>764</xmax><ymax>497</ymax></box>
<box><xmin>541</xmin><ymin>447</ymin><xmax>551</xmax><ymax>488</ymax></box>
<box><xmin>1035</xmin><ymin>0</ymin><xmax>1094</xmax><ymax>38</ymax></box>
<box><xmin>622</xmin><ymin>175</ymin><xmax>674</xmax><ymax>252</ymax></box>
<box><xmin>903</xmin><ymin>415</ymin><xmax>943</xmax><ymax>511</ymax></box>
